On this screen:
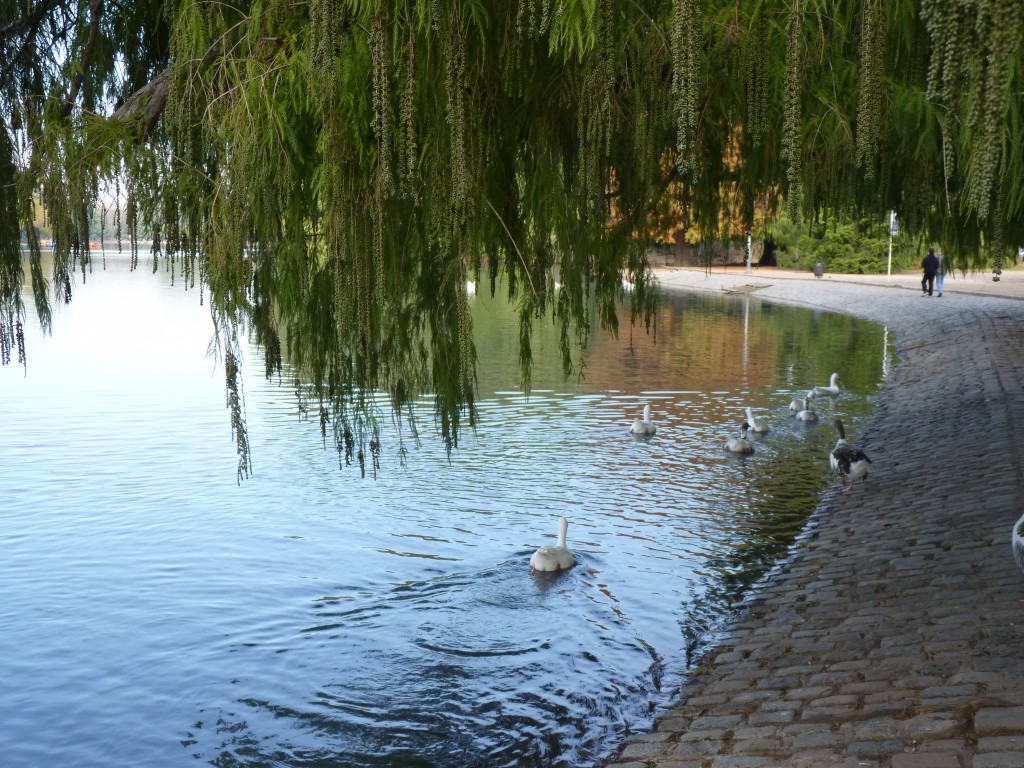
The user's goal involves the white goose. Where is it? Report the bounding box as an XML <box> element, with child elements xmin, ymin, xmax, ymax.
<box><xmin>724</xmin><ymin>422</ymin><xmax>755</xmax><ymax>454</ymax></box>
<box><xmin>830</xmin><ymin>418</ymin><xmax>871</xmax><ymax>492</ymax></box>
<box><xmin>629</xmin><ymin>404</ymin><xmax>657</xmax><ymax>436</ymax></box>
<box><xmin>795</xmin><ymin>397</ymin><xmax>818</xmax><ymax>423</ymax></box>
<box><xmin>745</xmin><ymin>406</ymin><xmax>769</xmax><ymax>434</ymax></box>
<box><xmin>791</xmin><ymin>389</ymin><xmax>817</xmax><ymax>411</ymax></box>
<box><xmin>530</xmin><ymin>517</ymin><xmax>576</xmax><ymax>573</ymax></box>
<box><xmin>1013</xmin><ymin>512</ymin><xmax>1024</xmax><ymax>603</ymax></box>
<box><xmin>813</xmin><ymin>373</ymin><xmax>842</xmax><ymax>397</ymax></box>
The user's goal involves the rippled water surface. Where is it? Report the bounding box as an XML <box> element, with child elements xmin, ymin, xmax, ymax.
<box><xmin>0</xmin><ymin>253</ymin><xmax>890</xmax><ymax>768</ymax></box>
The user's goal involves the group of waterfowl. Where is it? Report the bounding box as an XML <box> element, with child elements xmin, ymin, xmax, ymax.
<box><xmin>531</xmin><ymin>373</ymin><xmax>870</xmax><ymax>573</ymax></box>
<box><xmin>629</xmin><ymin>372</ymin><xmax>871</xmax><ymax>492</ymax></box>
<box><xmin>541</xmin><ymin>378</ymin><xmax>1024</xmax><ymax>603</ymax></box>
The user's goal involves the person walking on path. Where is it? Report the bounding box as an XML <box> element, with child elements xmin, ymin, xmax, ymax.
<box><xmin>936</xmin><ymin>251</ymin><xmax>946</xmax><ymax>296</ymax></box>
<box><xmin>922</xmin><ymin>247</ymin><xmax>940</xmax><ymax>296</ymax></box>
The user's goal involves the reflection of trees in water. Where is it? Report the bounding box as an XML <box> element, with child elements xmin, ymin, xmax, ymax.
<box><xmin>679</xmin><ymin>458</ymin><xmax>828</xmax><ymax>669</ymax></box>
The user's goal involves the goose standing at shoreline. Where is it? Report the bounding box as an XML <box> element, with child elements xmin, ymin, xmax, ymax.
<box><xmin>830</xmin><ymin>418</ymin><xmax>871</xmax><ymax>492</ymax></box>
<box><xmin>530</xmin><ymin>517</ymin><xmax>576</xmax><ymax>573</ymax></box>
<box><xmin>629</xmin><ymin>404</ymin><xmax>657</xmax><ymax>436</ymax></box>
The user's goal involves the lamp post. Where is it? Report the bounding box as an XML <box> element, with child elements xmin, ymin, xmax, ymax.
<box><xmin>745</xmin><ymin>230</ymin><xmax>752</xmax><ymax>275</ymax></box>
<box><xmin>886</xmin><ymin>211</ymin><xmax>897</xmax><ymax>281</ymax></box>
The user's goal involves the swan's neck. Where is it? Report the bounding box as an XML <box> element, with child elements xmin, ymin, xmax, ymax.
<box><xmin>557</xmin><ymin>517</ymin><xmax>569</xmax><ymax>547</ymax></box>
<box><xmin>643</xmin><ymin>405</ymin><xmax>651</xmax><ymax>421</ymax></box>
<box><xmin>830</xmin><ymin>373</ymin><xmax>839</xmax><ymax>386</ymax></box>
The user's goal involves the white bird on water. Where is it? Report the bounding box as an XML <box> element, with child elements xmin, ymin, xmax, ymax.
<box><xmin>813</xmin><ymin>372</ymin><xmax>842</xmax><ymax>397</ymax></box>
<box><xmin>530</xmin><ymin>517</ymin><xmax>576</xmax><ymax>573</ymax></box>
<box><xmin>724</xmin><ymin>422</ymin><xmax>755</xmax><ymax>454</ymax></box>
<box><xmin>794</xmin><ymin>397</ymin><xmax>819</xmax><ymax>423</ymax></box>
<box><xmin>629</xmin><ymin>404</ymin><xmax>657</xmax><ymax>436</ymax></box>
<box><xmin>745</xmin><ymin>406</ymin><xmax>769</xmax><ymax>434</ymax></box>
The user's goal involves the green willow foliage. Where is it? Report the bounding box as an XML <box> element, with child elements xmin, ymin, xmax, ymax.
<box><xmin>1</xmin><ymin>0</ymin><xmax>1023</xmax><ymax>476</ymax></box>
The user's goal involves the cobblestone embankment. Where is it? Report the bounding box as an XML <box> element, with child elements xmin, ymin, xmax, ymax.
<box><xmin>602</xmin><ymin>267</ymin><xmax>1024</xmax><ymax>768</ymax></box>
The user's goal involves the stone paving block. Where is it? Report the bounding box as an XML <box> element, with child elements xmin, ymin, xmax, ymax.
<box><xmin>788</xmin><ymin>731</ymin><xmax>843</xmax><ymax>749</ymax></box>
<box><xmin>978</xmin><ymin>736</ymin><xmax>1024</xmax><ymax>752</ymax></box>
<box><xmin>891</xmin><ymin>753</ymin><xmax>962</xmax><ymax>768</ymax></box>
<box><xmin>800</xmin><ymin>705</ymin><xmax>858</xmax><ymax>723</ymax></box>
<box><xmin>747</xmin><ymin>710</ymin><xmax>796</xmax><ymax>726</ymax></box>
<box><xmin>655</xmin><ymin>717</ymin><xmax>691</xmax><ymax>732</ymax></box>
<box><xmin>973</xmin><ymin>753</ymin><xmax>1024</xmax><ymax>768</ymax></box>
<box><xmin>845</xmin><ymin>739</ymin><xmax>906</xmax><ymax>759</ymax></box>
<box><xmin>809</xmin><ymin>694</ymin><xmax>859</xmax><ymax>708</ymax></box>
<box><xmin>619</xmin><ymin>740</ymin><xmax>670</xmax><ymax>759</ymax></box>
<box><xmin>976</xmin><ymin>708</ymin><xmax>1024</xmax><ymax>736</ymax></box>
<box><xmin>709</xmin><ymin>756</ymin><xmax>788</xmax><ymax>768</ymax></box>
<box><xmin>730</xmin><ymin>737</ymin><xmax>782</xmax><ymax>755</ymax></box>
<box><xmin>689</xmin><ymin>714</ymin><xmax>744</xmax><ymax>730</ymax></box>
<box><xmin>671</xmin><ymin>739</ymin><xmax>726</xmax><ymax>757</ymax></box>
<box><xmin>899</xmin><ymin>712</ymin><xmax>963</xmax><ymax>741</ymax></box>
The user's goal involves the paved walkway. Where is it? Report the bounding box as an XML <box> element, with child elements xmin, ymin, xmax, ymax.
<box><xmin>601</xmin><ymin>266</ymin><xmax>1024</xmax><ymax>768</ymax></box>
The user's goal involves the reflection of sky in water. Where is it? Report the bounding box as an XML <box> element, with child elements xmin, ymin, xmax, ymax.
<box><xmin>0</xmin><ymin>253</ymin><xmax>890</xmax><ymax>768</ymax></box>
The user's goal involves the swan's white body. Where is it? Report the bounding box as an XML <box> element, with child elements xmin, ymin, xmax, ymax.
<box><xmin>1013</xmin><ymin>513</ymin><xmax>1024</xmax><ymax>577</ymax></box>
<box><xmin>792</xmin><ymin>389</ymin><xmax>818</xmax><ymax>410</ymax></box>
<box><xmin>1013</xmin><ymin>513</ymin><xmax>1024</xmax><ymax>602</ymax></box>
<box><xmin>795</xmin><ymin>397</ymin><xmax>818</xmax><ymax>423</ymax></box>
<box><xmin>530</xmin><ymin>517</ymin><xmax>576</xmax><ymax>573</ymax></box>
<box><xmin>830</xmin><ymin>419</ymin><xmax>871</xmax><ymax>492</ymax></box>
<box><xmin>745</xmin><ymin>407</ymin><xmax>769</xmax><ymax>434</ymax></box>
<box><xmin>813</xmin><ymin>373</ymin><xmax>842</xmax><ymax>397</ymax></box>
<box><xmin>630</xmin><ymin>404</ymin><xmax>657</xmax><ymax>436</ymax></box>
<box><xmin>724</xmin><ymin>422</ymin><xmax>755</xmax><ymax>454</ymax></box>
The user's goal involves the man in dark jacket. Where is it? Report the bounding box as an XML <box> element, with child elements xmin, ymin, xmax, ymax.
<box><xmin>921</xmin><ymin>247</ymin><xmax>940</xmax><ymax>296</ymax></box>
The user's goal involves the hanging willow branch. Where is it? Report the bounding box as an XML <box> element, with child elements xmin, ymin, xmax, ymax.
<box><xmin>4</xmin><ymin>0</ymin><xmax>1024</xmax><ymax>477</ymax></box>
<box><xmin>782</xmin><ymin>0</ymin><xmax>804</xmax><ymax>222</ymax></box>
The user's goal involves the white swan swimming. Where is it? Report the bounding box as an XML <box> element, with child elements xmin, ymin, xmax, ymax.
<box><xmin>830</xmin><ymin>418</ymin><xmax>871</xmax><ymax>492</ymax></box>
<box><xmin>795</xmin><ymin>397</ymin><xmax>819</xmax><ymax>423</ymax></box>
<box><xmin>530</xmin><ymin>517</ymin><xmax>576</xmax><ymax>573</ymax></box>
<box><xmin>724</xmin><ymin>422</ymin><xmax>755</xmax><ymax>454</ymax></box>
<box><xmin>745</xmin><ymin>406</ymin><xmax>769</xmax><ymax>434</ymax></box>
<box><xmin>813</xmin><ymin>373</ymin><xmax>842</xmax><ymax>397</ymax></box>
<box><xmin>629</xmin><ymin>404</ymin><xmax>657</xmax><ymax>436</ymax></box>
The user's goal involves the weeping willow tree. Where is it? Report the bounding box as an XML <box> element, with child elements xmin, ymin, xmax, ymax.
<box><xmin>2</xmin><ymin>0</ymin><xmax>1023</xmax><ymax>477</ymax></box>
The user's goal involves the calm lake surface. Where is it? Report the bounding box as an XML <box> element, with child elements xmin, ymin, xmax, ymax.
<box><xmin>0</xmin><ymin>252</ymin><xmax>890</xmax><ymax>768</ymax></box>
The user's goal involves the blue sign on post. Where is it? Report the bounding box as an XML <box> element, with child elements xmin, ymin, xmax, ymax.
<box><xmin>890</xmin><ymin>216</ymin><xmax>898</xmax><ymax>235</ymax></box>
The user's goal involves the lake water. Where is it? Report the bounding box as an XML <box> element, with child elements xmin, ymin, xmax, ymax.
<box><xmin>0</xmin><ymin>252</ymin><xmax>889</xmax><ymax>768</ymax></box>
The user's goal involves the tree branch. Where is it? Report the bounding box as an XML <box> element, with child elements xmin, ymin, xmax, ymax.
<box><xmin>111</xmin><ymin>67</ymin><xmax>171</xmax><ymax>137</ymax></box>
<box><xmin>61</xmin><ymin>0</ymin><xmax>103</xmax><ymax>119</ymax></box>
<box><xmin>0</xmin><ymin>0</ymin><xmax>66</xmax><ymax>87</ymax></box>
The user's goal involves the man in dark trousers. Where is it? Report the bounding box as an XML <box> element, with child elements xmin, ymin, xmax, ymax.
<box><xmin>921</xmin><ymin>247</ymin><xmax>940</xmax><ymax>296</ymax></box>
